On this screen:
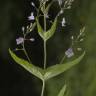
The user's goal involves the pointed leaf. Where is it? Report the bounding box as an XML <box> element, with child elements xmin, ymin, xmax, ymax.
<box><xmin>9</xmin><ymin>49</ymin><xmax>44</xmax><ymax>80</ymax></box>
<box><xmin>45</xmin><ymin>2</ymin><xmax>53</xmax><ymax>14</ymax></box>
<box><xmin>58</xmin><ymin>84</ymin><xmax>67</xmax><ymax>96</ymax></box>
<box><xmin>44</xmin><ymin>16</ymin><xmax>58</xmax><ymax>41</ymax></box>
<box><xmin>36</xmin><ymin>18</ymin><xmax>44</xmax><ymax>39</ymax></box>
<box><xmin>36</xmin><ymin>17</ymin><xmax>58</xmax><ymax>41</ymax></box>
<box><xmin>44</xmin><ymin>51</ymin><xmax>85</xmax><ymax>80</ymax></box>
<box><xmin>40</xmin><ymin>0</ymin><xmax>52</xmax><ymax>14</ymax></box>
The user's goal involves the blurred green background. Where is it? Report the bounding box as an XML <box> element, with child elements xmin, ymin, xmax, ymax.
<box><xmin>0</xmin><ymin>0</ymin><xmax>96</xmax><ymax>96</ymax></box>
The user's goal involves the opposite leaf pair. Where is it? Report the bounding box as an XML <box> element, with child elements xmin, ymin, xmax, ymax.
<box><xmin>36</xmin><ymin>16</ymin><xmax>58</xmax><ymax>41</ymax></box>
<box><xmin>9</xmin><ymin>49</ymin><xmax>85</xmax><ymax>81</ymax></box>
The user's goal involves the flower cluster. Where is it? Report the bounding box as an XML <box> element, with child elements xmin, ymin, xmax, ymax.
<box><xmin>15</xmin><ymin>0</ymin><xmax>84</xmax><ymax>59</ymax></box>
<box><xmin>64</xmin><ymin>26</ymin><xmax>85</xmax><ymax>58</ymax></box>
<box><xmin>15</xmin><ymin>0</ymin><xmax>85</xmax><ymax>59</ymax></box>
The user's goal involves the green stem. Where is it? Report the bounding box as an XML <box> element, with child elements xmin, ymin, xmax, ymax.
<box><xmin>44</xmin><ymin>6</ymin><xmax>47</xmax><ymax>69</ymax></box>
<box><xmin>23</xmin><ymin>45</ymin><xmax>31</xmax><ymax>63</ymax></box>
<box><xmin>41</xmin><ymin>80</ymin><xmax>45</xmax><ymax>96</ymax></box>
<box><xmin>44</xmin><ymin>14</ymin><xmax>46</xmax><ymax>33</ymax></box>
<box><xmin>41</xmin><ymin>4</ymin><xmax>47</xmax><ymax>96</ymax></box>
<box><xmin>44</xmin><ymin>40</ymin><xmax>47</xmax><ymax>69</ymax></box>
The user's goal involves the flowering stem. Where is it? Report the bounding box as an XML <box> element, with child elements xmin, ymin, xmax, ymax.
<box><xmin>23</xmin><ymin>44</ymin><xmax>31</xmax><ymax>63</ymax></box>
<box><xmin>22</xmin><ymin>35</ymin><xmax>32</xmax><ymax>63</ymax></box>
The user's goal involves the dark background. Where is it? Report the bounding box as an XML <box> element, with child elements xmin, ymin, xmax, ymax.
<box><xmin>0</xmin><ymin>0</ymin><xmax>96</xmax><ymax>96</ymax></box>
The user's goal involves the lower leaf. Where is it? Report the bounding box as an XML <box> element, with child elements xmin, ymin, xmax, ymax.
<box><xmin>44</xmin><ymin>51</ymin><xmax>85</xmax><ymax>80</ymax></box>
<box><xmin>9</xmin><ymin>49</ymin><xmax>44</xmax><ymax>80</ymax></box>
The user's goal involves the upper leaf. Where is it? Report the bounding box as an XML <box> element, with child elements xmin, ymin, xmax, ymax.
<box><xmin>9</xmin><ymin>49</ymin><xmax>44</xmax><ymax>80</ymax></box>
<box><xmin>36</xmin><ymin>18</ymin><xmax>44</xmax><ymax>40</ymax></box>
<box><xmin>45</xmin><ymin>2</ymin><xmax>53</xmax><ymax>15</ymax></box>
<box><xmin>44</xmin><ymin>16</ymin><xmax>58</xmax><ymax>41</ymax></box>
<box><xmin>58</xmin><ymin>84</ymin><xmax>67</xmax><ymax>96</ymax></box>
<box><xmin>36</xmin><ymin>16</ymin><xmax>58</xmax><ymax>41</ymax></box>
<box><xmin>40</xmin><ymin>0</ymin><xmax>52</xmax><ymax>14</ymax></box>
<box><xmin>44</xmin><ymin>51</ymin><xmax>85</xmax><ymax>80</ymax></box>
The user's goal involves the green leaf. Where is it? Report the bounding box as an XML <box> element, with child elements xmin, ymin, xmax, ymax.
<box><xmin>45</xmin><ymin>2</ymin><xmax>53</xmax><ymax>15</ymax></box>
<box><xmin>36</xmin><ymin>18</ymin><xmax>44</xmax><ymax>39</ymax></box>
<box><xmin>9</xmin><ymin>49</ymin><xmax>44</xmax><ymax>80</ymax></box>
<box><xmin>58</xmin><ymin>84</ymin><xmax>67</xmax><ymax>96</ymax></box>
<box><xmin>36</xmin><ymin>17</ymin><xmax>58</xmax><ymax>41</ymax></box>
<box><xmin>40</xmin><ymin>0</ymin><xmax>52</xmax><ymax>14</ymax></box>
<box><xmin>44</xmin><ymin>51</ymin><xmax>85</xmax><ymax>80</ymax></box>
<box><xmin>44</xmin><ymin>16</ymin><xmax>58</xmax><ymax>41</ymax></box>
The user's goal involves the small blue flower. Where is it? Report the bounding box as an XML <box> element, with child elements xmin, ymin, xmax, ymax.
<box><xmin>16</xmin><ymin>37</ymin><xmax>24</xmax><ymax>45</ymax></box>
<box><xmin>65</xmin><ymin>48</ymin><xmax>74</xmax><ymax>58</ymax></box>
<box><xmin>28</xmin><ymin>12</ymin><xmax>35</xmax><ymax>20</ymax></box>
